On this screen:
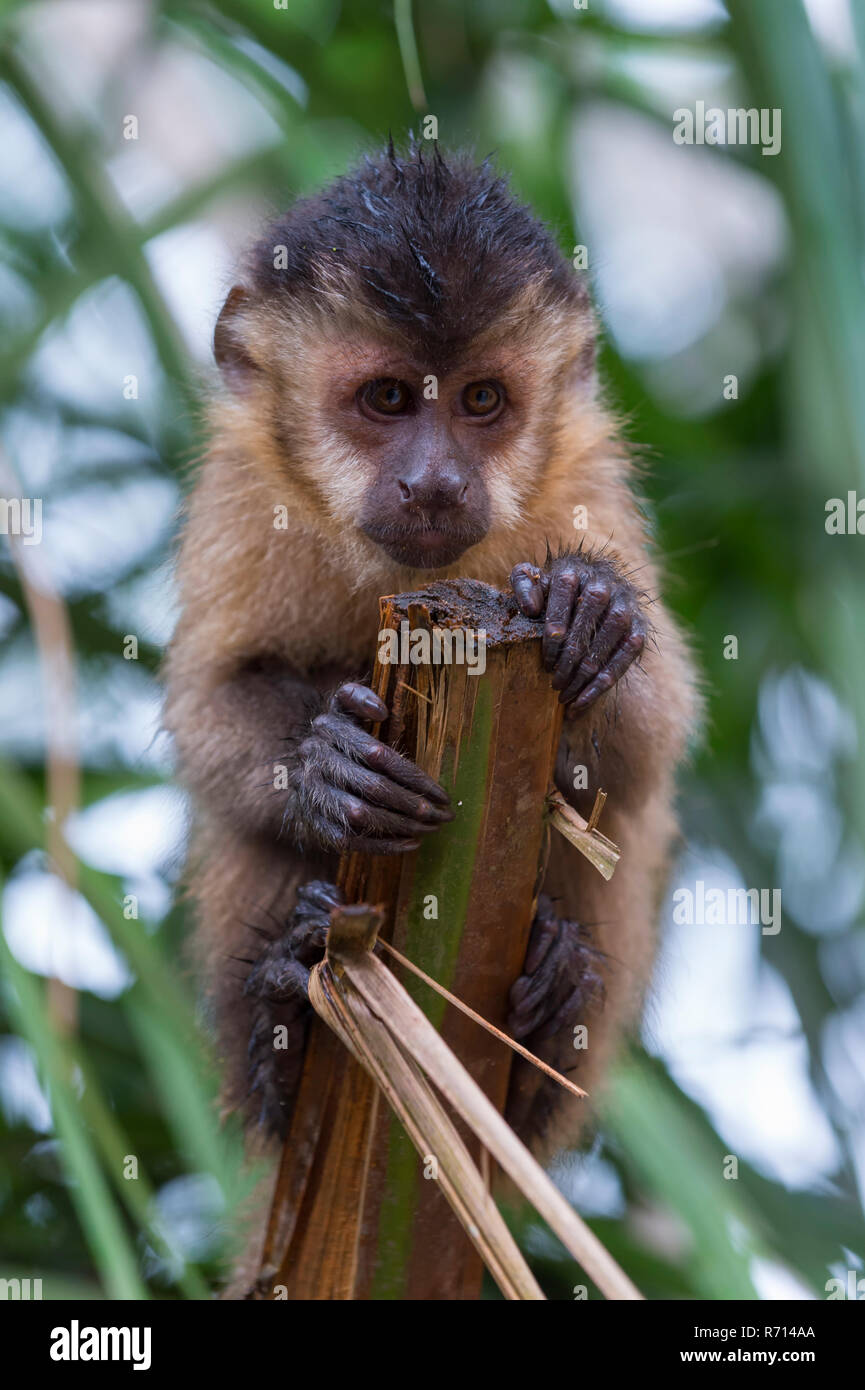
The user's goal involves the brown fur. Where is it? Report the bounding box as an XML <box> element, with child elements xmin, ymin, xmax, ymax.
<box><xmin>164</xmin><ymin>150</ymin><xmax>699</xmax><ymax>1281</ymax></box>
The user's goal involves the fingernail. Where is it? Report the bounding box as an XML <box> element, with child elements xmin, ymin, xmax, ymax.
<box><xmin>514</xmin><ymin>578</ymin><xmax>542</xmax><ymax>617</ymax></box>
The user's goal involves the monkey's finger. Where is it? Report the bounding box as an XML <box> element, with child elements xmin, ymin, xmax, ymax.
<box><xmin>510</xmin><ymin>562</ymin><xmax>545</xmax><ymax>618</ymax></box>
<box><xmin>567</xmin><ymin>625</ymin><xmax>646</xmax><ymax>713</ymax></box>
<box><xmin>312</xmin><ymin>713</ymin><xmax>451</xmax><ymax>806</ymax></box>
<box><xmin>318</xmin><ymin>744</ymin><xmax>453</xmax><ymax>824</ymax></box>
<box><xmin>532</xmin><ymin>983</ymin><xmax>586</xmax><ymax>1042</ymax></box>
<box><xmin>340</xmin><ymin>791</ymin><xmax>443</xmax><ymax>842</ymax></box>
<box><xmin>305</xmin><ymin>778</ymin><xmax>440</xmax><ymax>843</ymax></box>
<box><xmin>523</xmin><ymin>906</ymin><xmax>559</xmax><ymax>974</ymax></box>
<box><xmin>507</xmin><ymin>980</ymin><xmax>569</xmax><ymax>1040</ymax></box>
<box><xmin>550</xmin><ymin>575</ymin><xmax>613</xmax><ymax>689</ymax></box>
<box><xmin>554</xmin><ymin>591</ymin><xmax>632</xmax><ymax>696</ymax></box>
<box><xmin>289</xmin><ymin>922</ymin><xmax>330</xmax><ymax>966</ymax></box>
<box><xmin>306</xmin><ymin>735</ymin><xmax>450</xmax><ymax>821</ymax></box>
<box><xmin>329</xmin><ymin>682</ymin><xmax>388</xmax><ymax>723</ymax></box>
<box><xmin>245</xmin><ymin>954</ymin><xmax>310</xmax><ymax>1003</ymax></box>
<box><xmin>508</xmin><ymin>970</ymin><xmax>565</xmax><ymax>1029</ymax></box>
<box><xmin>362</xmin><ymin>737</ymin><xmax>452</xmax><ymax>807</ymax></box>
<box><xmin>506</xmin><ymin>985</ymin><xmax>543</xmax><ymax>1040</ymax></box>
<box><xmin>264</xmin><ymin>961</ymin><xmax>312</xmax><ymax>1002</ymax></box>
<box><xmin>508</xmin><ymin>925</ymin><xmax>565</xmax><ymax>1017</ymax></box>
<box><xmin>506</xmin><ymin>1004</ymin><xmax>540</xmax><ymax>1041</ymax></box>
<box><xmin>508</xmin><ymin>958</ymin><xmax>583</xmax><ymax>1040</ymax></box>
<box><xmin>542</xmin><ymin>564</ymin><xmax>581</xmax><ymax>668</ymax></box>
<box><xmin>344</xmin><ymin>834</ymin><xmax>422</xmax><ymax>856</ymax></box>
<box><xmin>301</xmin><ymin>803</ymin><xmax>421</xmax><ymax>856</ymax></box>
<box><xmin>293</xmin><ymin>879</ymin><xmax>344</xmax><ymax>920</ymax></box>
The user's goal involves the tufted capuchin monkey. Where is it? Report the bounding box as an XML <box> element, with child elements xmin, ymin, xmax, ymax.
<box><xmin>164</xmin><ymin>143</ymin><xmax>698</xmax><ymax>1199</ymax></box>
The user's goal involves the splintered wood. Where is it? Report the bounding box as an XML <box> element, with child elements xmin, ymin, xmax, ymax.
<box><xmin>255</xmin><ymin>578</ymin><xmax>616</xmax><ymax>1301</ymax></box>
<box><xmin>303</xmin><ymin>903</ymin><xmax>641</xmax><ymax>1302</ymax></box>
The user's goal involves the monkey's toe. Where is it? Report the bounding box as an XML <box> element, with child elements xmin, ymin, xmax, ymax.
<box><xmin>245</xmin><ymin>879</ymin><xmax>343</xmax><ymax>1005</ymax></box>
<box><xmin>288</xmin><ymin>879</ymin><xmax>344</xmax><ymax>963</ymax></box>
<box><xmin>242</xmin><ymin>879</ymin><xmax>344</xmax><ymax>1137</ymax></box>
<box><xmin>294</xmin><ymin>879</ymin><xmax>345</xmax><ymax>916</ymax></box>
<box><xmin>507</xmin><ymin>897</ymin><xmax>605</xmax><ymax>1043</ymax></box>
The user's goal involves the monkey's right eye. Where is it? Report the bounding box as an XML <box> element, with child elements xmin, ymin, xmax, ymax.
<box><xmin>359</xmin><ymin>378</ymin><xmax>413</xmax><ymax>419</ymax></box>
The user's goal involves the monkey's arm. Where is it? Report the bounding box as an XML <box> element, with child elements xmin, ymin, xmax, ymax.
<box><xmin>167</xmin><ymin>660</ymin><xmax>328</xmax><ymax>843</ymax></box>
<box><xmin>165</xmin><ymin>660</ymin><xmax>452</xmax><ymax>853</ymax></box>
<box><xmin>165</xmin><ymin>645</ymin><xmax>454</xmax><ymax>1138</ymax></box>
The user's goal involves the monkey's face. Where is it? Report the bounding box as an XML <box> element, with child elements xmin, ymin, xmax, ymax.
<box><xmin>212</xmin><ymin>145</ymin><xmax>601</xmax><ymax>574</ymax></box>
<box><xmin>310</xmin><ymin>306</ymin><xmax>595</xmax><ymax>573</ymax></box>
<box><xmin>214</xmin><ymin>296</ymin><xmax>595</xmax><ymax>577</ymax></box>
<box><xmin>328</xmin><ymin>353</ymin><xmax>511</xmax><ymax>569</ymax></box>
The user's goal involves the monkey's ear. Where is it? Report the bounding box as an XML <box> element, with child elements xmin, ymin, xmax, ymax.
<box><xmin>214</xmin><ymin>285</ymin><xmax>258</xmax><ymax>390</ymax></box>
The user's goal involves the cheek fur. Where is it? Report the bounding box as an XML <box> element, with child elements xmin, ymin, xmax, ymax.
<box><xmin>307</xmin><ymin>433</ymin><xmax>374</xmax><ymax>520</ymax></box>
<box><xmin>482</xmin><ymin>437</ymin><xmax>545</xmax><ymax>530</ymax></box>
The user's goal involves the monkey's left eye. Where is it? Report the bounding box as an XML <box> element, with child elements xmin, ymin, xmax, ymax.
<box><xmin>462</xmin><ymin>381</ymin><xmax>503</xmax><ymax>418</ymax></box>
<box><xmin>360</xmin><ymin>378</ymin><xmax>413</xmax><ymax>418</ymax></box>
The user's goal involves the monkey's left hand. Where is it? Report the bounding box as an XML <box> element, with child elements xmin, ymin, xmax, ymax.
<box><xmin>510</xmin><ymin>550</ymin><xmax>647</xmax><ymax>711</ymax></box>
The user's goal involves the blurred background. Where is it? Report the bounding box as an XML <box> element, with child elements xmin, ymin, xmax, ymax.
<box><xmin>1</xmin><ymin>0</ymin><xmax>864</xmax><ymax>1301</ymax></box>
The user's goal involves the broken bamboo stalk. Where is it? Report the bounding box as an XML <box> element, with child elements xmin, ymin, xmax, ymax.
<box><xmin>256</xmin><ymin>578</ymin><xmax>606</xmax><ymax>1299</ymax></box>
<box><xmin>310</xmin><ymin>905</ymin><xmax>545</xmax><ymax>1301</ymax></box>
<box><xmin>307</xmin><ymin>902</ymin><xmax>641</xmax><ymax>1300</ymax></box>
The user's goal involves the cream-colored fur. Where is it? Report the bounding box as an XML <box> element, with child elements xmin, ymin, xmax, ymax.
<box><xmin>164</xmin><ymin>275</ymin><xmax>699</xmax><ymax>1248</ymax></box>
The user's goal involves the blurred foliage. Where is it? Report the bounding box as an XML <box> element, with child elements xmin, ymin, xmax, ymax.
<box><xmin>0</xmin><ymin>0</ymin><xmax>863</xmax><ymax>1301</ymax></box>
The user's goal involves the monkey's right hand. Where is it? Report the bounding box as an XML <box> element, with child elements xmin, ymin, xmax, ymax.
<box><xmin>290</xmin><ymin>681</ymin><xmax>454</xmax><ymax>854</ymax></box>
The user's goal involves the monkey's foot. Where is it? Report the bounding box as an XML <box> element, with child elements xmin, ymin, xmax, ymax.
<box><xmin>506</xmin><ymin>894</ymin><xmax>605</xmax><ymax>1044</ymax></box>
<box><xmin>242</xmin><ymin>879</ymin><xmax>343</xmax><ymax>1137</ymax></box>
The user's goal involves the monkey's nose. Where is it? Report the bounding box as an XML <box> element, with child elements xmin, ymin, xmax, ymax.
<box><xmin>397</xmin><ymin>474</ymin><xmax>468</xmax><ymax>510</ymax></box>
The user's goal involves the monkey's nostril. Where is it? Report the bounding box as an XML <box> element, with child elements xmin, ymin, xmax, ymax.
<box><xmin>458</xmin><ymin>481</ymin><xmax>469</xmax><ymax>504</ymax></box>
<box><xmin>398</xmin><ymin>479</ymin><xmax>412</xmax><ymax>501</ymax></box>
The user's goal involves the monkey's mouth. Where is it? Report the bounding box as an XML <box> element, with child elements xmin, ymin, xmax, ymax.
<box><xmin>361</xmin><ymin>521</ymin><xmax>485</xmax><ymax>570</ymax></box>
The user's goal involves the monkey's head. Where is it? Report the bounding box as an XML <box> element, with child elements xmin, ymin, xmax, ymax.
<box><xmin>214</xmin><ymin>143</ymin><xmax>598</xmax><ymax>574</ymax></box>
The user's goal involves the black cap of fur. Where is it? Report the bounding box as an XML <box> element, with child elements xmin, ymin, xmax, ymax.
<box><xmin>247</xmin><ymin>141</ymin><xmax>587</xmax><ymax>367</ymax></box>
